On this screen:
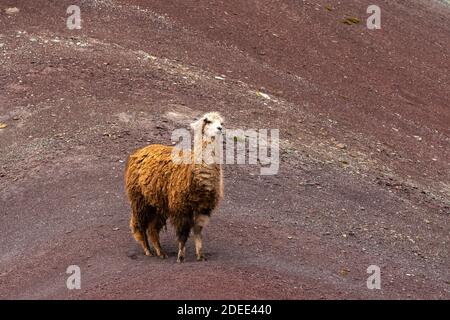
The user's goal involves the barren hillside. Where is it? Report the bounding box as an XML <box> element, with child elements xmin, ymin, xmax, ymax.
<box><xmin>0</xmin><ymin>0</ymin><xmax>449</xmax><ymax>299</ymax></box>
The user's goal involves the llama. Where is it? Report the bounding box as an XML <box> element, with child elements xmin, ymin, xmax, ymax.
<box><xmin>125</xmin><ymin>112</ymin><xmax>224</xmax><ymax>262</ymax></box>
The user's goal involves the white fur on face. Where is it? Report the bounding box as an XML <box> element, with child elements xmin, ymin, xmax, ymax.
<box><xmin>204</xmin><ymin>118</ymin><xmax>223</xmax><ymax>137</ymax></box>
<box><xmin>191</xmin><ymin>112</ymin><xmax>224</xmax><ymax>138</ymax></box>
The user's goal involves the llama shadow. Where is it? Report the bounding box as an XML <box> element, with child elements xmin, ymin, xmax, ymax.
<box><xmin>126</xmin><ymin>246</ymin><xmax>217</xmax><ymax>263</ymax></box>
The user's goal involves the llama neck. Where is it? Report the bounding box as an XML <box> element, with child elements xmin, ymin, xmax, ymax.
<box><xmin>190</xmin><ymin>136</ymin><xmax>224</xmax><ymax>205</ymax></box>
<box><xmin>193</xmin><ymin>136</ymin><xmax>222</xmax><ymax>166</ymax></box>
<box><xmin>191</xmin><ymin>151</ymin><xmax>223</xmax><ymax>200</ymax></box>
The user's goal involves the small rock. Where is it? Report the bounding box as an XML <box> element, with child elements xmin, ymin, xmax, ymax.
<box><xmin>0</xmin><ymin>123</ymin><xmax>8</xmax><ymax>129</ymax></box>
<box><xmin>5</xmin><ymin>7</ymin><xmax>20</xmax><ymax>15</ymax></box>
<box><xmin>336</xmin><ymin>143</ymin><xmax>347</xmax><ymax>149</ymax></box>
<box><xmin>113</xmin><ymin>227</ymin><xmax>120</xmax><ymax>231</ymax></box>
<box><xmin>256</xmin><ymin>91</ymin><xmax>271</xmax><ymax>100</ymax></box>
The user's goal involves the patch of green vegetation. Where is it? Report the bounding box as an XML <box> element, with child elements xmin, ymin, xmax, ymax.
<box><xmin>342</xmin><ymin>16</ymin><xmax>360</xmax><ymax>25</ymax></box>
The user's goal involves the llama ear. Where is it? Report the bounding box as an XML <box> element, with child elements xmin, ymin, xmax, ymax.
<box><xmin>190</xmin><ymin>118</ymin><xmax>201</xmax><ymax>130</ymax></box>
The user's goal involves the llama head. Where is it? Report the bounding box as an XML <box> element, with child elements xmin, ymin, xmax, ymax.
<box><xmin>190</xmin><ymin>112</ymin><xmax>224</xmax><ymax>140</ymax></box>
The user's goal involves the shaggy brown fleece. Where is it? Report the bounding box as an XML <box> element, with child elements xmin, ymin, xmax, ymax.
<box><xmin>125</xmin><ymin>144</ymin><xmax>223</xmax><ymax>262</ymax></box>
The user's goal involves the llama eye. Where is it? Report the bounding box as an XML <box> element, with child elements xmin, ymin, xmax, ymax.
<box><xmin>204</xmin><ymin>118</ymin><xmax>211</xmax><ymax>124</ymax></box>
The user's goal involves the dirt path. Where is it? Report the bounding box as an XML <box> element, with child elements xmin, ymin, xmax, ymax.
<box><xmin>0</xmin><ymin>0</ymin><xmax>449</xmax><ymax>299</ymax></box>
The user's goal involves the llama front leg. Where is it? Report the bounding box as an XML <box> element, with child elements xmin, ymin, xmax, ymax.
<box><xmin>194</xmin><ymin>214</ymin><xmax>209</xmax><ymax>261</ymax></box>
<box><xmin>193</xmin><ymin>225</ymin><xmax>206</xmax><ymax>261</ymax></box>
<box><xmin>176</xmin><ymin>224</ymin><xmax>191</xmax><ymax>263</ymax></box>
<box><xmin>177</xmin><ymin>240</ymin><xmax>186</xmax><ymax>263</ymax></box>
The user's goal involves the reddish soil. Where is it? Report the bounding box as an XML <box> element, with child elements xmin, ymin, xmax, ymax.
<box><xmin>0</xmin><ymin>0</ymin><xmax>449</xmax><ymax>299</ymax></box>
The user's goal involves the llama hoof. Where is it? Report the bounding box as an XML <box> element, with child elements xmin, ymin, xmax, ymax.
<box><xmin>158</xmin><ymin>252</ymin><xmax>168</xmax><ymax>259</ymax></box>
<box><xmin>177</xmin><ymin>256</ymin><xmax>185</xmax><ymax>263</ymax></box>
<box><xmin>196</xmin><ymin>255</ymin><xmax>207</xmax><ymax>261</ymax></box>
<box><xmin>144</xmin><ymin>250</ymin><xmax>154</xmax><ymax>257</ymax></box>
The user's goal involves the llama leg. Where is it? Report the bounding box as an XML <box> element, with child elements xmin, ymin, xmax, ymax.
<box><xmin>194</xmin><ymin>214</ymin><xmax>209</xmax><ymax>261</ymax></box>
<box><xmin>141</xmin><ymin>229</ymin><xmax>153</xmax><ymax>256</ymax></box>
<box><xmin>131</xmin><ymin>225</ymin><xmax>153</xmax><ymax>256</ymax></box>
<box><xmin>177</xmin><ymin>241</ymin><xmax>186</xmax><ymax>263</ymax></box>
<box><xmin>130</xmin><ymin>214</ymin><xmax>153</xmax><ymax>256</ymax></box>
<box><xmin>193</xmin><ymin>225</ymin><xmax>206</xmax><ymax>261</ymax></box>
<box><xmin>148</xmin><ymin>222</ymin><xmax>168</xmax><ymax>259</ymax></box>
<box><xmin>176</xmin><ymin>224</ymin><xmax>191</xmax><ymax>263</ymax></box>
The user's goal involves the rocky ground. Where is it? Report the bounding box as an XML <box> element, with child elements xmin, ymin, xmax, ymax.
<box><xmin>0</xmin><ymin>0</ymin><xmax>449</xmax><ymax>299</ymax></box>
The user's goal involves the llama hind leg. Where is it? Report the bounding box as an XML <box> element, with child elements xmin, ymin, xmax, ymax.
<box><xmin>130</xmin><ymin>215</ymin><xmax>153</xmax><ymax>256</ymax></box>
<box><xmin>148</xmin><ymin>220</ymin><xmax>168</xmax><ymax>259</ymax></box>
